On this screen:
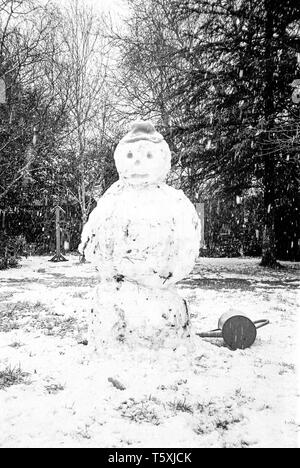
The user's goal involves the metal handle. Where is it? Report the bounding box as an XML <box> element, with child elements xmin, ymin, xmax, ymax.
<box><xmin>196</xmin><ymin>329</ymin><xmax>223</xmax><ymax>339</ymax></box>
<box><xmin>253</xmin><ymin>319</ymin><xmax>270</xmax><ymax>330</ymax></box>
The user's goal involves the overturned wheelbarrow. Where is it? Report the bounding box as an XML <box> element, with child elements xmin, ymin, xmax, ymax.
<box><xmin>196</xmin><ymin>311</ymin><xmax>270</xmax><ymax>350</ymax></box>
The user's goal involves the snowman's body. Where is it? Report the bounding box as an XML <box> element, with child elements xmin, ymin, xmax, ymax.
<box><xmin>80</xmin><ymin>122</ymin><xmax>200</xmax><ymax>350</ymax></box>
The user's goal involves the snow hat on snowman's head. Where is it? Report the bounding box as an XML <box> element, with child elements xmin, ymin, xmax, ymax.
<box><xmin>119</xmin><ymin>121</ymin><xmax>164</xmax><ymax>144</ymax></box>
<box><xmin>114</xmin><ymin>121</ymin><xmax>171</xmax><ymax>185</ymax></box>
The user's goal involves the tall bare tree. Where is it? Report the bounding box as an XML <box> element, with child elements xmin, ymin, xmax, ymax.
<box><xmin>54</xmin><ymin>0</ymin><xmax>112</xmax><ymax>225</ymax></box>
<box><xmin>0</xmin><ymin>0</ymin><xmax>62</xmax><ymax>202</ymax></box>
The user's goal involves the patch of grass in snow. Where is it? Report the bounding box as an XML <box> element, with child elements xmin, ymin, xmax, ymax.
<box><xmin>223</xmin><ymin>439</ymin><xmax>252</xmax><ymax>448</ymax></box>
<box><xmin>279</xmin><ymin>362</ymin><xmax>295</xmax><ymax>372</ymax></box>
<box><xmin>72</xmin><ymin>291</ymin><xmax>88</xmax><ymax>299</ymax></box>
<box><xmin>168</xmin><ymin>398</ymin><xmax>193</xmax><ymax>414</ymax></box>
<box><xmin>12</xmin><ymin>300</ymin><xmax>50</xmax><ymax>315</ymax></box>
<box><xmin>44</xmin><ymin>276</ymin><xmax>98</xmax><ymax>289</ymax></box>
<box><xmin>0</xmin><ymin>300</ymin><xmax>79</xmax><ymax>337</ymax></box>
<box><xmin>0</xmin><ymin>304</ymin><xmax>20</xmax><ymax>332</ymax></box>
<box><xmin>0</xmin><ymin>292</ymin><xmax>14</xmax><ymax>301</ymax></box>
<box><xmin>234</xmin><ymin>388</ymin><xmax>255</xmax><ymax>406</ymax></box>
<box><xmin>119</xmin><ymin>397</ymin><xmax>162</xmax><ymax>425</ymax></box>
<box><xmin>8</xmin><ymin>341</ymin><xmax>25</xmax><ymax>349</ymax></box>
<box><xmin>0</xmin><ymin>365</ymin><xmax>30</xmax><ymax>390</ymax></box>
<box><xmin>0</xmin><ymin>321</ymin><xmax>20</xmax><ymax>332</ymax></box>
<box><xmin>278</xmin><ymin>362</ymin><xmax>296</xmax><ymax>375</ymax></box>
<box><xmin>215</xmin><ymin>416</ymin><xmax>241</xmax><ymax>431</ymax></box>
<box><xmin>76</xmin><ymin>425</ymin><xmax>92</xmax><ymax>440</ymax></box>
<box><xmin>36</xmin><ymin>315</ymin><xmax>78</xmax><ymax>337</ymax></box>
<box><xmin>45</xmin><ymin>383</ymin><xmax>65</xmax><ymax>394</ymax></box>
<box><xmin>0</xmin><ymin>301</ymin><xmax>50</xmax><ymax>333</ymax></box>
<box><xmin>182</xmin><ymin>277</ymin><xmax>254</xmax><ymax>291</ymax></box>
<box><xmin>194</xmin><ymin>400</ymin><xmax>243</xmax><ymax>436</ymax></box>
<box><xmin>183</xmin><ymin>275</ymin><xmax>300</xmax><ymax>292</ymax></box>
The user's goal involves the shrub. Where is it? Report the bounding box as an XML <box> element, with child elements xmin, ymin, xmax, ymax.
<box><xmin>0</xmin><ymin>257</ymin><xmax>8</xmax><ymax>270</ymax></box>
<box><xmin>0</xmin><ymin>233</ymin><xmax>26</xmax><ymax>269</ymax></box>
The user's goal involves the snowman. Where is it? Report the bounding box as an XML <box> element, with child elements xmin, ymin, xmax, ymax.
<box><xmin>79</xmin><ymin>121</ymin><xmax>201</xmax><ymax>350</ymax></box>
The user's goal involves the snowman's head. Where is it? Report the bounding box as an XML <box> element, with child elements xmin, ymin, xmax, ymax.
<box><xmin>114</xmin><ymin>121</ymin><xmax>171</xmax><ymax>185</ymax></box>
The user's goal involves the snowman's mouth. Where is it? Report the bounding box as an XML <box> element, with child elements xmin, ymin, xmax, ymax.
<box><xmin>130</xmin><ymin>173</ymin><xmax>149</xmax><ymax>178</ymax></box>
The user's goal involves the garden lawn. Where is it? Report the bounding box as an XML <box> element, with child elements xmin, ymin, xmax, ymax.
<box><xmin>0</xmin><ymin>255</ymin><xmax>299</xmax><ymax>448</ymax></box>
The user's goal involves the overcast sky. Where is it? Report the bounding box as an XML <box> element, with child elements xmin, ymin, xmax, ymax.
<box><xmin>43</xmin><ymin>0</ymin><xmax>129</xmax><ymax>31</ymax></box>
<box><xmin>79</xmin><ymin>0</ymin><xmax>128</xmax><ymax>21</ymax></box>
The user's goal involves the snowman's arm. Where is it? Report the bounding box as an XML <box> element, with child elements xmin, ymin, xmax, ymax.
<box><xmin>78</xmin><ymin>207</ymin><xmax>99</xmax><ymax>255</ymax></box>
<box><xmin>170</xmin><ymin>195</ymin><xmax>201</xmax><ymax>281</ymax></box>
<box><xmin>79</xmin><ymin>182</ymin><xmax>121</xmax><ymax>243</ymax></box>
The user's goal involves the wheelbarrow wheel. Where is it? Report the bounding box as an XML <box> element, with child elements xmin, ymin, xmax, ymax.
<box><xmin>222</xmin><ymin>315</ymin><xmax>257</xmax><ymax>350</ymax></box>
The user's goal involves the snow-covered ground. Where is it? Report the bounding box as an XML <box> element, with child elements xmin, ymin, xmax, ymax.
<box><xmin>0</xmin><ymin>255</ymin><xmax>299</xmax><ymax>448</ymax></box>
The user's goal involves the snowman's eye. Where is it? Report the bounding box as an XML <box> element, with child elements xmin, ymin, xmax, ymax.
<box><xmin>147</xmin><ymin>152</ymin><xmax>153</xmax><ymax>159</ymax></box>
<box><xmin>127</xmin><ymin>152</ymin><xmax>133</xmax><ymax>159</ymax></box>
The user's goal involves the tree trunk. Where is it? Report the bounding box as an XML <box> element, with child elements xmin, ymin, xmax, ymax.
<box><xmin>81</xmin><ymin>177</ymin><xmax>88</xmax><ymax>226</ymax></box>
<box><xmin>260</xmin><ymin>155</ymin><xmax>278</xmax><ymax>267</ymax></box>
<box><xmin>260</xmin><ymin>0</ymin><xmax>280</xmax><ymax>268</ymax></box>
